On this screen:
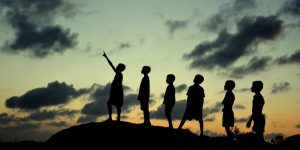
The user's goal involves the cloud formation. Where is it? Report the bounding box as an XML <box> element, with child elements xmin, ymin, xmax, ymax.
<box><xmin>5</xmin><ymin>81</ymin><xmax>89</xmax><ymax>110</ymax></box>
<box><xmin>203</xmin><ymin>0</ymin><xmax>257</xmax><ymax>32</ymax></box>
<box><xmin>271</xmin><ymin>82</ymin><xmax>291</xmax><ymax>94</ymax></box>
<box><xmin>235</xmin><ymin>116</ymin><xmax>250</xmax><ymax>123</ymax></box>
<box><xmin>25</xmin><ymin>109</ymin><xmax>79</xmax><ymax>121</ymax></box>
<box><xmin>280</xmin><ymin>0</ymin><xmax>300</xmax><ymax>16</ymax></box>
<box><xmin>165</xmin><ymin>20</ymin><xmax>189</xmax><ymax>36</ymax></box>
<box><xmin>116</xmin><ymin>42</ymin><xmax>131</xmax><ymax>50</ymax></box>
<box><xmin>47</xmin><ymin>121</ymin><xmax>69</xmax><ymax>127</ymax></box>
<box><xmin>233</xmin><ymin>104</ymin><xmax>246</xmax><ymax>110</ymax></box>
<box><xmin>276</xmin><ymin>49</ymin><xmax>300</xmax><ymax>65</ymax></box>
<box><xmin>176</xmin><ymin>84</ymin><xmax>187</xmax><ymax>93</ymax></box>
<box><xmin>184</xmin><ymin>16</ymin><xmax>282</xmax><ymax>72</ymax></box>
<box><xmin>296</xmin><ymin>124</ymin><xmax>300</xmax><ymax>128</ymax></box>
<box><xmin>0</xmin><ymin>0</ymin><xmax>78</xmax><ymax>58</ymax></box>
<box><xmin>226</xmin><ymin>56</ymin><xmax>272</xmax><ymax>78</ymax></box>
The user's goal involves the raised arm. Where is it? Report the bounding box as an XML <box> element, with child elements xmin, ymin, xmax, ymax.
<box><xmin>102</xmin><ymin>51</ymin><xmax>116</xmax><ymax>72</ymax></box>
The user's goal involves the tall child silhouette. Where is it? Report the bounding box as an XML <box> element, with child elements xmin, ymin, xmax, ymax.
<box><xmin>222</xmin><ymin>80</ymin><xmax>235</xmax><ymax>138</ymax></box>
<box><xmin>138</xmin><ymin>66</ymin><xmax>151</xmax><ymax>125</ymax></box>
<box><xmin>163</xmin><ymin>74</ymin><xmax>176</xmax><ymax>129</ymax></box>
<box><xmin>246</xmin><ymin>81</ymin><xmax>265</xmax><ymax>140</ymax></box>
<box><xmin>178</xmin><ymin>74</ymin><xmax>205</xmax><ymax>136</ymax></box>
<box><xmin>103</xmin><ymin>51</ymin><xmax>126</xmax><ymax>122</ymax></box>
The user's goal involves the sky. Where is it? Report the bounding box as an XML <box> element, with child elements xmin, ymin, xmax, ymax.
<box><xmin>0</xmin><ymin>0</ymin><xmax>300</xmax><ymax>141</ymax></box>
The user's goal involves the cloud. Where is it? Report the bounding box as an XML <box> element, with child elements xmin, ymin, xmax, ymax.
<box><xmin>235</xmin><ymin>116</ymin><xmax>250</xmax><ymax>123</ymax></box>
<box><xmin>116</xmin><ymin>42</ymin><xmax>131</xmax><ymax>50</ymax></box>
<box><xmin>0</xmin><ymin>113</ymin><xmax>16</xmax><ymax>124</ymax></box>
<box><xmin>226</xmin><ymin>56</ymin><xmax>272</xmax><ymax>79</ymax></box>
<box><xmin>296</xmin><ymin>124</ymin><xmax>300</xmax><ymax>128</ymax></box>
<box><xmin>276</xmin><ymin>49</ymin><xmax>300</xmax><ymax>65</ymax></box>
<box><xmin>0</xmin><ymin>0</ymin><xmax>78</xmax><ymax>58</ymax></box>
<box><xmin>5</xmin><ymin>81</ymin><xmax>89</xmax><ymax>110</ymax></box>
<box><xmin>271</xmin><ymin>82</ymin><xmax>291</xmax><ymax>94</ymax></box>
<box><xmin>165</xmin><ymin>20</ymin><xmax>189</xmax><ymax>36</ymax></box>
<box><xmin>204</xmin><ymin>116</ymin><xmax>215</xmax><ymax>122</ymax></box>
<box><xmin>203</xmin><ymin>102</ymin><xmax>223</xmax><ymax>118</ymax></box>
<box><xmin>280</xmin><ymin>0</ymin><xmax>300</xmax><ymax>16</ymax></box>
<box><xmin>235</xmin><ymin>88</ymin><xmax>250</xmax><ymax>93</ymax></box>
<box><xmin>203</xmin><ymin>130</ymin><xmax>224</xmax><ymax>137</ymax></box>
<box><xmin>203</xmin><ymin>0</ymin><xmax>257</xmax><ymax>32</ymax></box>
<box><xmin>185</xmin><ymin>15</ymin><xmax>282</xmax><ymax>73</ymax></box>
<box><xmin>264</xmin><ymin>133</ymin><xmax>285</xmax><ymax>141</ymax></box>
<box><xmin>47</xmin><ymin>121</ymin><xmax>69</xmax><ymax>127</ymax></box>
<box><xmin>77</xmin><ymin>115</ymin><xmax>98</xmax><ymax>124</ymax></box>
<box><xmin>176</xmin><ymin>84</ymin><xmax>187</xmax><ymax>93</ymax></box>
<box><xmin>25</xmin><ymin>109</ymin><xmax>79</xmax><ymax>121</ymax></box>
<box><xmin>233</xmin><ymin>104</ymin><xmax>246</xmax><ymax>109</ymax></box>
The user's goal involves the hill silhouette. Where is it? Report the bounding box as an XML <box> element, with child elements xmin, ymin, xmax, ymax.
<box><xmin>45</xmin><ymin>120</ymin><xmax>275</xmax><ymax>148</ymax></box>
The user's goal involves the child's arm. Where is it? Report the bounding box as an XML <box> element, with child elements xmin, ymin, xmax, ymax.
<box><xmin>102</xmin><ymin>51</ymin><xmax>116</xmax><ymax>72</ymax></box>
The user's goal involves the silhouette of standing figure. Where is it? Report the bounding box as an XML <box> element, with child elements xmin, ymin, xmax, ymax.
<box><xmin>103</xmin><ymin>51</ymin><xmax>126</xmax><ymax>122</ymax></box>
<box><xmin>222</xmin><ymin>80</ymin><xmax>235</xmax><ymax>138</ymax></box>
<box><xmin>178</xmin><ymin>74</ymin><xmax>205</xmax><ymax>136</ymax></box>
<box><xmin>138</xmin><ymin>66</ymin><xmax>151</xmax><ymax>126</ymax></box>
<box><xmin>163</xmin><ymin>74</ymin><xmax>176</xmax><ymax>129</ymax></box>
<box><xmin>246</xmin><ymin>81</ymin><xmax>265</xmax><ymax>141</ymax></box>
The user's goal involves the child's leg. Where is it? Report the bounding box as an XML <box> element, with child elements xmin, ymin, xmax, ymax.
<box><xmin>107</xmin><ymin>101</ymin><xmax>112</xmax><ymax>121</ymax></box>
<box><xmin>199</xmin><ymin>119</ymin><xmax>204</xmax><ymax>136</ymax></box>
<box><xmin>117</xmin><ymin>107</ymin><xmax>121</xmax><ymax>122</ymax></box>
<box><xmin>225</xmin><ymin>126</ymin><xmax>232</xmax><ymax>138</ymax></box>
<box><xmin>166</xmin><ymin>108</ymin><xmax>173</xmax><ymax>128</ymax></box>
<box><xmin>178</xmin><ymin>113</ymin><xmax>187</xmax><ymax>129</ymax></box>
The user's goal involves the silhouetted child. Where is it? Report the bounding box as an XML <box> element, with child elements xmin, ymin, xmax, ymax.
<box><xmin>222</xmin><ymin>80</ymin><xmax>235</xmax><ymax>138</ymax></box>
<box><xmin>138</xmin><ymin>66</ymin><xmax>151</xmax><ymax>125</ymax></box>
<box><xmin>178</xmin><ymin>74</ymin><xmax>205</xmax><ymax>136</ymax></box>
<box><xmin>163</xmin><ymin>74</ymin><xmax>176</xmax><ymax>129</ymax></box>
<box><xmin>103</xmin><ymin>51</ymin><xmax>126</xmax><ymax>122</ymax></box>
<box><xmin>246</xmin><ymin>81</ymin><xmax>265</xmax><ymax>141</ymax></box>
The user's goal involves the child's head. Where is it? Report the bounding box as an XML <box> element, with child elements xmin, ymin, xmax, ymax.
<box><xmin>141</xmin><ymin>66</ymin><xmax>151</xmax><ymax>75</ymax></box>
<box><xmin>224</xmin><ymin>80</ymin><xmax>235</xmax><ymax>91</ymax></box>
<box><xmin>116</xmin><ymin>63</ymin><xmax>126</xmax><ymax>72</ymax></box>
<box><xmin>251</xmin><ymin>81</ymin><xmax>263</xmax><ymax>93</ymax></box>
<box><xmin>166</xmin><ymin>74</ymin><xmax>175</xmax><ymax>84</ymax></box>
<box><xmin>193</xmin><ymin>74</ymin><xmax>204</xmax><ymax>84</ymax></box>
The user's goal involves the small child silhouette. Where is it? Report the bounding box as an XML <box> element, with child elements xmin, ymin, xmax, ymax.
<box><xmin>163</xmin><ymin>74</ymin><xmax>176</xmax><ymax>129</ymax></box>
<box><xmin>178</xmin><ymin>74</ymin><xmax>205</xmax><ymax>136</ymax></box>
<box><xmin>103</xmin><ymin>51</ymin><xmax>126</xmax><ymax>122</ymax></box>
<box><xmin>138</xmin><ymin>66</ymin><xmax>151</xmax><ymax>126</ymax></box>
<box><xmin>222</xmin><ymin>80</ymin><xmax>235</xmax><ymax>138</ymax></box>
<box><xmin>246</xmin><ymin>81</ymin><xmax>265</xmax><ymax>141</ymax></box>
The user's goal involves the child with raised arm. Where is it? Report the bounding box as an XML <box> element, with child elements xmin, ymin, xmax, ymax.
<box><xmin>222</xmin><ymin>80</ymin><xmax>235</xmax><ymax>138</ymax></box>
<box><xmin>178</xmin><ymin>74</ymin><xmax>205</xmax><ymax>136</ymax></box>
<box><xmin>163</xmin><ymin>74</ymin><xmax>176</xmax><ymax>129</ymax></box>
<box><xmin>246</xmin><ymin>81</ymin><xmax>265</xmax><ymax>141</ymax></box>
<box><xmin>103</xmin><ymin>51</ymin><xmax>126</xmax><ymax>122</ymax></box>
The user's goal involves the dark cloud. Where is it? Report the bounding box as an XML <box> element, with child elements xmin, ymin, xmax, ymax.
<box><xmin>235</xmin><ymin>88</ymin><xmax>250</xmax><ymax>93</ymax></box>
<box><xmin>5</xmin><ymin>81</ymin><xmax>89</xmax><ymax>110</ymax></box>
<box><xmin>226</xmin><ymin>56</ymin><xmax>272</xmax><ymax>79</ymax></box>
<box><xmin>184</xmin><ymin>15</ymin><xmax>283</xmax><ymax>78</ymax></box>
<box><xmin>264</xmin><ymin>133</ymin><xmax>285</xmax><ymax>141</ymax></box>
<box><xmin>203</xmin><ymin>130</ymin><xmax>224</xmax><ymax>137</ymax></box>
<box><xmin>116</xmin><ymin>42</ymin><xmax>131</xmax><ymax>50</ymax></box>
<box><xmin>47</xmin><ymin>121</ymin><xmax>69</xmax><ymax>127</ymax></box>
<box><xmin>25</xmin><ymin>109</ymin><xmax>79</xmax><ymax>121</ymax></box>
<box><xmin>165</xmin><ymin>20</ymin><xmax>189</xmax><ymax>36</ymax></box>
<box><xmin>0</xmin><ymin>113</ymin><xmax>16</xmax><ymax>124</ymax></box>
<box><xmin>77</xmin><ymin>115</ymin><xmax>98</xmax><ymax>124</ymax></box>
<box><xmin>280</xmin><ymin>0</ymin><xmax>300</xmax><ymax>16</ymax></box>
<box><xmin>233</xmin><ymin>104</ymin><xmax>246</xmax><ymax>109</ymax></box>
<box><xmin>276</xmin><ymin>49</ymin><xmax>300</xmax><ymax>65</ymax></box>
<box><xmin>176</xmin><ymin>84</ymin><xmax>187</xmax><ymax>93</ymax></box>
<box><xmin>203</xmin><ymin>102</ymin><xmax>223</xmax><ymax>118</ymax></box>
<box><xmin>203</xmin><ymin>0</ymin><xmax>257</xmax><ymax>31</ymax></box>
<box><xmin>271</xmin><ymin>82</ymin><xmax>291</xmax><ymax>94</ymax></box>
<box><xmin>296</xmin><ymin>124</ymin><xmax>300</xmax><ymax>128</ymax></box>
<box><xmin>0</xmin><ymin>0</ymin><xmax>78</xmax><ymax>58</ymax></box>
<box><xmin>235</xmin><ymin>116</ymin><xmax>250</xmax><ymax>123</ymax></box>
<box><xmin>204</xmin><ymin>116</ymin><xmax>215</xmax><ymax>122</ymax></box>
